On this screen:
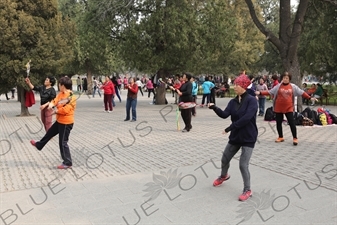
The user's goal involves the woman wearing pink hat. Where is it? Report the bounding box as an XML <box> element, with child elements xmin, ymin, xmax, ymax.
<box><xmin>208</xmin><ymin>74</ymin><xmax>258</xmax><ymax>201</ymax></box>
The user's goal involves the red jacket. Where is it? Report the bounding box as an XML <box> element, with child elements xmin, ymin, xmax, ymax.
<box><xmin>272</xmin><ymin>80</ymin><xmax>279</xmax><ymax>88</ymax></box>
<box><xmin>127</xmin><ymin>83</ymin><xmax>138</xmax><ymax>99</ymax></box>
<box><xmin>173</xmin><ymin>81</ymin><xmax>181</xmax><ymax>89</ymax></box>
<box><xmin>102</xmin><ymin>81</ymin><xmax>115</xmax><ymax>95</ymax></box>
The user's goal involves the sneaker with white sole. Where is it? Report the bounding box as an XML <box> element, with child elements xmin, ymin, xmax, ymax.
<box><xmin>213</xmin><ymin>174</ymin><xmax>230</xmax><ymax>186</ymax></box>
<box><xmin>239</xmin><ymin>190</ymin><xmax>252</xmax><ymax>201</ymax></box>
<box><xmin>57</xmin><ymin>164</ymin><xmax>72</xmax><ymax>169</ymax></box>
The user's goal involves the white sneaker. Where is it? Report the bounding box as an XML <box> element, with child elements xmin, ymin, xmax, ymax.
<box><xmin>108</xmin><ymin>111</ymin><xmax>112</xmax><ymax>113</ymax></box>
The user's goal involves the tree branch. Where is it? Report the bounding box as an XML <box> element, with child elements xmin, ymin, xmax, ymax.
<box><xmin>279</xmin><ymin>0</ymin><xmax>291</xmax><ymax>47</ymax></box>
<box><xmin>321</xmin><ymin>0</ymin><xmax>337</xmax><ymax>6</ymax></box>
<box><xmin>244</xmin><ymin>0</ymin><xmax>281</xmax><ymax>50</ymax></box>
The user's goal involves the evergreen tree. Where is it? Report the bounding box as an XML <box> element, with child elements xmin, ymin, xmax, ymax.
<box><xmin>93</xmin><ymin>0</ymin><xmax>261</xmax><ymax>104</ymax></box>
<box><xmin>299</xmin><ymin>0</ymin><xmax>337</xmax><ymax>84</ymax></box>
<box><xmin>0</xmin><ymin>0</ymin><xmax>75</xmax><ymax>115</ymax></box>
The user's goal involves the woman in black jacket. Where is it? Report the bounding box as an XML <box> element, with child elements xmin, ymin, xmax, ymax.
<box><xmin>171</xmin><ymin>73</ymin><xmax>193</xmax><ymax>132</ymax></box>
<box><xmin>25</xmin><ymin>76</ymin><xmax>56</xmax><ymax>132</ymax></box>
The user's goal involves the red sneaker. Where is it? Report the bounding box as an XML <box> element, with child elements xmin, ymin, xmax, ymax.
<box><xmin>30</xmin><ymin>140</ymin><xmax>36</xmax><ymax>147</ymax></box>
<box><xmin>57</xmin><ymin>164</ymin><xmax>72</xmax><ymax>169</ymax></box>
<box><xmin>239</xmin><ymin>190</ymin><xmax>252</xmax><ymax>201</ymax></box>
<box><xmin>213</xmin><ymin>174</ymin><xmax>230</xmax><ymax>187</ymax></box>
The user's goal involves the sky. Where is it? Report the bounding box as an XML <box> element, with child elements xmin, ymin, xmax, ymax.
<box><xmin>291</xmin><ymin>0</ymin><xmax>299</xmax><ymax>7</ymax></box>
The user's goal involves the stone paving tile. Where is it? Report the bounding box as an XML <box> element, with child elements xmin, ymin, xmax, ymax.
<box><xmin>0</xmin><ymin>155</ymin><xmax>335</xmax><ymax>225</ymax></box>
<box><xmin>1</xmin><ymin>93</ymin><xmax>336</xmax><ymax>196</ymax></box>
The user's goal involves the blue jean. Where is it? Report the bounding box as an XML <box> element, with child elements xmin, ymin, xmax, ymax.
<box><xmin>126</xmin><ymin>97</ymin><xmax>137</xmax><ymax>120</ymax></box>
<box><xmin>112</xmin><ymin>96</ymin><xmax>116</xmax><ymax>107</ymax></box>
<box><xmin>115</xmin><ymin>88</ymin><xmax>122</xmax><ymax>102</ymax></box>
<box><xmin>258</xmin><ymin>97</ymin><xmax>266</xmax><ymax>115</ymax></box>
<box><xmin>93</xmin><ymin>86</ymin><xmax>101</xmax><ymax>97</ymax></box>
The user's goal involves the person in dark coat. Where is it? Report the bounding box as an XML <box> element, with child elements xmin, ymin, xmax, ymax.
<box><xmin>25</xmin><ymin>76</ymin><xmax>56</xmax><ymax>131</ymax></box>
<box><xmin>82</xmin><ymin>77</ymin><xmax>88</xmax><ymax>93</ymax></box>
<box><xmin>208</xmin><ymin>74</ymin><xmax>258</xmax><ymax>201</ymax></box>
<box><xmin>170</xmin><ymin>73</ymin><xmax>193</xmax><ymax>132</ymax></box>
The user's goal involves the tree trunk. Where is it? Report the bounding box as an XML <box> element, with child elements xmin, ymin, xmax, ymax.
<box><xmin>17</xmin><ymin>86</ymin><xmax>33</xmax><ymax>117</ymax></box>
<box><xmin>155</xmin><ymin>68</ymin><xmax>170</xmax><ymax>105</ymax></box>
<box><xmin>87</xmin><ymin>69</ymin><xmax>93</xmax><ymax>95</ymax></box>
<box><xmin>17</xmin><ymin>86</ymin><xmax>22</xmax><ymax>102</ymax></box>
<box><xmin>155</xmin><ymin>85</ymin><xmax>167</xmax><ymax>104</ymax></box>
<box><xmin>84</xmin><ymin>57</ymin><xmax>94</xmax><ymax>95</ymax></box>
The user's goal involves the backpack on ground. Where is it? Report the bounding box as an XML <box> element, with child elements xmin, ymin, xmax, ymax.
<box><xmin>293</xmin><ymin>112</ymin><xmax>303</xmax><ymax>125</ymax></box>
<box><xmin>311</xmin><ymin>110</ymin><xmax>319</xmax><ymax>124</ymax></box>
<box><xmin>302</xmin><ymin>117</ymin><xmax>314</xmax><ymax>126</ymax></box>
<box><xmin>264</xmin><ymin>107</ymin><xmax>276</xmax><ymax>121</ymax></box>
<box><xmin>318</xmin><ymin>113</ymin><xmax>328</xmax><ymax>125</ymax></box>
<box><xmin>301</xmin><ymin>107</ymin><xmax>317</xmax><ymax>124</ymax></box>
<box><xmin>324</xmin><ymin>112</ymin><xmax>333</xmax><ymax>125</ymax></box>
<box><xmin>301</xmin><ymin>107</ymin><xmax>311</xmax><ymax>118</ymax></box>
<box><xmin>329</xmin><ymin>113</ymin><xmax>337</xmax><ymax>124</ymax></box>
<box><xmin>317</xmin><ymin>107</ymin><xmax>333</xmax><ymax>125</ymax></box>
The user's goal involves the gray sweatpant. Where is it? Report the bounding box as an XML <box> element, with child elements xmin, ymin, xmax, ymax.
<box><xmin>220</xmin><ymin>143</ymin><xmax>253</xmax><ymax>192</ymax></box>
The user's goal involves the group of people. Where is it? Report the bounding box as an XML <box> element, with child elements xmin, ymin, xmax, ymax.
<box><xmin>208</xmin><ymin>71</ymin><xmax>317</xmax><ymax>202</ymax></box>
<box><xmin>96</xmin><ymin>76</ymin><xmax>138</xmax><ymax>122</ymax></box>
<box><xmin>302</xmin><ymin>82</ymin><xmax>324</xmax><ymax>106</ymax></box>
<box><xmin>23</xmin><ymin>70</ymin><xmax>319</xmax><ymax>204</ymax></box>
<box><xmin>76</xmin><ymin>76</ymin><xmax>88</xmax><ymax>93</ymax></box>
<box><xmin>26</xmin><ymin>76</ymin><xmax>76</xmax><ymax>169</ymax></box>
<box><xmin>26</xmin><ymin>74</ymin><xmax>140</xmax><ymax>171</ymax></box>
<box><xmin>246</xmin><ymin>72</ymin><xmax>324</xmax><ymax>119</ymax></box>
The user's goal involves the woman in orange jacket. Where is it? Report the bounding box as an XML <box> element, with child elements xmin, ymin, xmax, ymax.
<box><xmin>30</xmin><ymin>76</ymin><xmax>76</xmax><ymax>169</ymax></box>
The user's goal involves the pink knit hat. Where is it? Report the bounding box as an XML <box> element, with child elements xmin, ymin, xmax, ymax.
<box><xmin>234</xmin><ymin>75</ymin><xmax>251</xmax><ymax>90</ymax></box>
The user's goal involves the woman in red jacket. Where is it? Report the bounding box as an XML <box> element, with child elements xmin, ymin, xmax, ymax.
<box><xmin>101</xmin><ymin>76</ymin><xmax>115</xmax><ymax>112</ymax></box>
<box><xmin>124</xmin><ymin>77</ymin><xmax>138</xmax><ymax>122</ymax></box>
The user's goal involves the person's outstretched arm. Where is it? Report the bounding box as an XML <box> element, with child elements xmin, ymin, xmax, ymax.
<box><xmin>208</xmin><ymin>102</ymin><xmax>231</xmax><ymax>119</ymax></box>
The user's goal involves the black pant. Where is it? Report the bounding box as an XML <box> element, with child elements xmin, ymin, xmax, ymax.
<box><xmin>148</xmin><ymin>88</ymin><xmax>155</xmax><ymax>98</ymax></box>
<box><xmin>210</xmin><ymin>88</ymin><xmax>216</xmax><ymax>104</ymax></box>
<box><xmin>138</xmin><ymin>86</ymin><xmax>144</xmax><ymax>96</ymax></box>
<box><xmin>275</xmin><ymin>112</ymin><xmax>296</xmax><ymax>139</ymax></box>
<box><xmin>201</xmin><ymin>94</ymin><xmax>210</xmax><ymax>105</ymax></box>
<box><xmin>181</xmin><ymin>108</ymin><xmax>192</xmax><ymax>130</ymax></box>
<box><xmin>35</xmin><ymin>121</ymin><xmax>74</xmax><ymax>166</ymax></box>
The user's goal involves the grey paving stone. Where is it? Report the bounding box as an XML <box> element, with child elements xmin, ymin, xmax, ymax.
<box><xmin>1</xmin><ymin>93</ymin><xmax>336</xmax><ymax>225</ymax></box>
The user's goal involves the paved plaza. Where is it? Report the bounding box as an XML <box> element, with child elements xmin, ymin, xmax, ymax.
<box><xmin>0</xmin><ymin>91</ymin><xmax>336</xmax><ymax>225</ymax></box>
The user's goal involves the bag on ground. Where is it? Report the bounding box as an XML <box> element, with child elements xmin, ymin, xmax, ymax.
<box><xmin>302</xmin><ymin>117</ymin><xmax>314</xmax><ymax>126</ymax></box>
<box><xmin>264</xmin><ymin>107</ymin><xmax>276</xmax><ymax>121</ymax></box>
<box><xmin>293</xmin><ymin>112</ymin><xmax>303</xmax><ymax>125</ymax></box>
